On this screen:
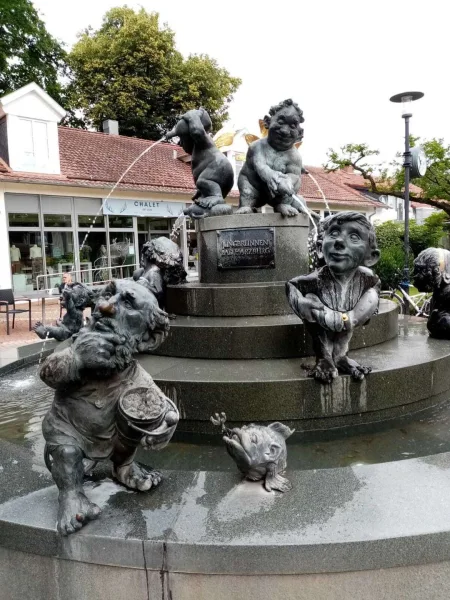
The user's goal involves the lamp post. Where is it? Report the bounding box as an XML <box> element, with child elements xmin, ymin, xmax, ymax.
<box><xmin>389</xmin><ymin>91</ymin><xmax>424</xmax><ymax>293</ymax></box>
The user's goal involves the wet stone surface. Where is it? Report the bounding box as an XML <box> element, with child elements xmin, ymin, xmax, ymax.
<box><xmin>3</xmin><ymin>362</ymin><xmax>450</xmax><ymax>474</ymax></box>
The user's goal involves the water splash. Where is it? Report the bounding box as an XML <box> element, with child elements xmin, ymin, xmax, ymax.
<box><xmin>170</xmin><ymin>212</ymin><xmax>186</xmax><ymax>241</ymax></box>
<box><xmin>293</xmin><ymin>193</ymin><xmax>318</xmax><ymax>238</ymax></box>
<box><xmin>79</xmin><ymin>137</ymin><xmax>166</xmax><ymax>257</ymax></box>
<box><xmin>307</xmin><ymin>172</ymin><xmax>331</xmax><ymax>214</ymax></box>
<box><xmin>37</xmin><ymin>331</ymin><xmax>50</xmax><ymax>373</ymax></box>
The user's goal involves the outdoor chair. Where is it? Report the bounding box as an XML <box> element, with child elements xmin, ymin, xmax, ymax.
<box><xmin>0</xmin><ymin>288</ymin><xmax>32</xmax><ymax>335</ymax></box>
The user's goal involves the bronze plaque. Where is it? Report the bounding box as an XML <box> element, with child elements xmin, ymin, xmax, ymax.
<box><xmin>217</xmin><ymin>227</ymin><xmax>275</xmax><ymax>270</ymax></box>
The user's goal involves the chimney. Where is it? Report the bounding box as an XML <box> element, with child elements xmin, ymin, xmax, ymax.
<box><xmin>342</xmin><ymin>165</ymin><xmax>354</xmax><ymax>174</ymax></box>
<box><xmin>102</xmin><ymin>119</ymin><xmax>119</xmax><ymax>135</ymax></box>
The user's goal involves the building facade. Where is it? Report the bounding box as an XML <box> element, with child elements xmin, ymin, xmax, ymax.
<box><xmin>0</xmin><ymin>83</ymin><xmax>381</xmax><ymax>292</ymax></box>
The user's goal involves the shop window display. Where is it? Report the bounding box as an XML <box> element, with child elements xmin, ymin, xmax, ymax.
<box><xmin>9</xmin><ymin>231</ymin><xmax>44</xmax><ymax>291</ymax></box>
<box><xmin>109</xmin><ymin>232</ymin><xmax>136</xmax><ymax>279</ymax></box>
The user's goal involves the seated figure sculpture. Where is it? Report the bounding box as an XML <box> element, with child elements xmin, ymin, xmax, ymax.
<box><xmin>39</xmin><ymin>279</ymin><xmax>179</xmax><ymax>535</ymax></box>
<box><xmin>132</xmin><ymin>236</ymin><xmax>187</xmax><ymax>309</ymax></box>
<box><xmin>286</xmin><ymin>212</ymin><xmax>380</xmax><ymax>383</ymax></box>
<box><xmin>166</xmin><ymin>108</ymin><xmax>233</xmax><ymax>218</ymax></box>
<box><xmin>413</xmin><ymin>247</ymin><xmax>450</xmax><ymax>339</ymax></box>
<box><xmin>237</xmin><ymin>99</ymin><xmax>308</xmax><ymax>217</ymax></box>
<box><xmin>33</xmin><ymin>282</ymin><xmax>95</xmax><ymax>341</ymax></box>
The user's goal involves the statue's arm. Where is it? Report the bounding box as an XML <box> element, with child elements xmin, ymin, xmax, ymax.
<box><xmin>348</xmin><ymin>288</ymin><xmax>379</xmax><ymax>327</ymax></box>
<box><xmin>39</xmin><ymin>347</ymin><xmax>81</xmax><ymax>390</ymax></box>
<box><xmin>182</xmin><ymin>110</ymin><xmax>212</xmax><ymax>148</ymax></box>
<box><xmin>285</xmin><ymin>151</ymin><xmax>302</xmax><ymax>189</ymax></box>
<box><xmin>250</xmin><ymin>142</ymin><xmax>279</xmax><ymax>184</ymax></box>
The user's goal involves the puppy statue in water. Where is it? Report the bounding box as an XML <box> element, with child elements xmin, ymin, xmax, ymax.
<box><xmin>40</xmin><ymin>279</ymin><xmax>179</xmax><ymax>535</ymax></box>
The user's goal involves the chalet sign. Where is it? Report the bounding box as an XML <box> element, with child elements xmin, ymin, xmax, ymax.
<box><xmin>103</xmin><ymin>198</ymin><xmax>185</xmax><ymax>217</ymax></box>
<box><xmin>217</xmin><ymin>227</ymin><xmax>275</xmax><ymax>270</ymax></box>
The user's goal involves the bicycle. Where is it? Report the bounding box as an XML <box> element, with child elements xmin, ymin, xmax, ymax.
<box><xmin>379</xmin><ymin>284</ymin><xmax>431</xmax><ymax>317</ymax></box>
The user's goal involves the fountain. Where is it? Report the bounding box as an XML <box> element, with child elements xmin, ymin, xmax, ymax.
<box><xmin>2</xmin><ymin>102</ymin><xmax>450</xmax><ymax>600</ymax></box>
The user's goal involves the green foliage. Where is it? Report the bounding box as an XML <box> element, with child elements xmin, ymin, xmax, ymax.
<box><xmin>375</xmin><ymin>245</ymin><xmax>408</xmax><ymax>289</ymax></box>
<box><xmin>374</xmin><ymin>213</ymin><xmax>447</xmax><ymax>288</ymax></box>
<box><xmin>66</xmin><ymin>7</ymin><xmax>241</xmax><ymax>138</ymax></box>
<box><xmin>0</xmin><ymin>0</ymin><xmax>66</xmax><ymax>103</ymax></box>
<box><xmin>325</xmin><ymin>138</ymin><xmax>450</xmax><ymax>216</ymax></box>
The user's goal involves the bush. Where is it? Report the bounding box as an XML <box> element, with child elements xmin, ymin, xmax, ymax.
<box><xmin>374</xmin><ymin>213</ymin><xmax>446</xmax><ymax>288</ymax></box>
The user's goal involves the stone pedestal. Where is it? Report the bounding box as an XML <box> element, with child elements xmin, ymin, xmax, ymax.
<box><xmin>197</xmin><ymin>213</ymin><xmax>309</xmax><ymax>284</ymax></box>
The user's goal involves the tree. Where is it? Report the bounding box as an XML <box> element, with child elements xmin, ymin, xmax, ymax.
<box><xmin>325</xmin><ymin>140</ymin><xmax>450</xmax><ymax>217</ymax></box>
<box><xmin>66</xmin><ymin>7</ymin><xmax>241</xmax><ymax>138</ymax></box>
<box><xmin>0</xmin><ymin>0</ymin><xmax>66</xmax><ymax>103</ymax></box>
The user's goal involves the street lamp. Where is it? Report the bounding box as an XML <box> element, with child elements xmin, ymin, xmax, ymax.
<box><xmin>389</xmin><ymin>91</ymin><xmax>425</xmax><ymax>293</ymax></box>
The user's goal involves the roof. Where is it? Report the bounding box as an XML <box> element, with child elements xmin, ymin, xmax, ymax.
<box><xmin>0</xmin><ymin>82</ymin><xmax>66</xmax><ymax>120</ymax></box>
<box><xmin>0</xmin><ymin>127</ymin><xmax>378</xmax><ymax>207</ymax></box>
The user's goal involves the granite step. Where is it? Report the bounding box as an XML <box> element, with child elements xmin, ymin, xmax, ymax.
<box><xmin>140</xmin><ymin>320</ymin><xmax>450</xmax><ymax>433</ymax></box>
<box><xmin>156</xmin><ymin>299</ymin><xmax>398</xmax><ymax>359</ymax></box>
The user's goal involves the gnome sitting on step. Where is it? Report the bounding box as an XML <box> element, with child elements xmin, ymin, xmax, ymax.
<box><xmin>40</xmin><ymin>278</ymin><xmax>179</xmax><ymax>535</ymax></box>
<box><xmin>286</xmin><ymin>211</ymin><xmax>380</xmax><ymax>383</ymax></box>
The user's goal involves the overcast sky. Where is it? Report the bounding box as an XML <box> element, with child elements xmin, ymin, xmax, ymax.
<box><xmin>33</xmin><ymin>0</ymin><xmax>449</xmax><ymax>169</ymax></box>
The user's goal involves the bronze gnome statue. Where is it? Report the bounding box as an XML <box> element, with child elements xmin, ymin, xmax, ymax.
<box><xmin>413</xmin><ymin>247</ymin><xmax>450</xmax><ymax>339</ymax></box>
<box><xmin>133</xmin><ymin>236</ymin><xmax>187</xmax><ymax>310</ymax></box>
<box><xmin>286</xmin><ymin>212</ymin><xmax>380</xmax><ymax>383</ymax></box>
<box><xmin>40</xmin><ymin>279</ymin><xmax>179</xmax><ymax>535</ymax></box>
<box><xmin>166</xmin><ymin>108</ymin><xmax>233</xmax><ymax>218</ymax></box>
<box><xmin>33</xmin><ymin>282</ymin><xmax>95</xmax><ymax>342</ymax></box>
<box><xmin>237</xmin><ymin>98</ymin><xmax>308</xmax><ymax>217</ymax></box>
<box><xmin>211</xmin><ymin>413</ymin><xmax>294</xmax><ymax>493</ymax></box>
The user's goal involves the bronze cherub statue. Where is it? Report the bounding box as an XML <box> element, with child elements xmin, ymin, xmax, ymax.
<box><xmin>33</xmin><ymin>282</ymin><xmax>95</xmax><ymax>342</ymax></box>
<box><xmin>286</xmin><ymin>211</ymin><xmax>381</xmax><ymax>383</ymax></box>
<box><xmin>237</xmin><ymin>98</ymin><xmax>308</xmax><ymax>217</ymax></box>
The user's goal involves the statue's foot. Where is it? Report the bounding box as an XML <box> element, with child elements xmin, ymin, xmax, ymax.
<box><xmin>308</xmin><ymin>358</ymin><xmax>338</xmax><ymax>384</ymax></box>
<box><xmin>58</xmin><ymin>490</ymin><xmax>101</xmax><ymax>536</ymax></box>
<box><xmin>264</xmin><ymin>472</ymin><xmax>292</xmax><ymax>493</ymax></box>
<box><xmin>184</xmin><ymin>204</ymin><xmax>206</xmax><ymax>219</ymax></box>
<box><xmin>210</xmin><ymin>202</ymin><xmax>233</xmax><ymax>216</ymax></box>
<box><xmin>336</xmin><ymin>356</ymin><xmax>371</xmax><ymax>381</ymax></box>
<box><xmin>276</xmin><ymin>204</ymin><xmax>299</xmax><ymax>218</ymax></box>
<box><xmin>32</xmin><ymin>322</ymin><xmax>47</xmax><ymax>339</ymax></box>
<box><xmin>236</xmin><ymin>206</ymin><xmax>253</xmax><ymax>215</ymax></box>
<box><xmin>113</xmin><ymin>461</ymin><xmax>162</xmax><ymax>492</ymax></box>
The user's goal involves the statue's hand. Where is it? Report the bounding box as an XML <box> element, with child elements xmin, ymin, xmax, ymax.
<box><xmin>267</xmin><ymin>172</ymin><xmax>281</xmax><ymax>197</ymax></box>
<box><xmin>314</xmin><ymin>307</ymin><xmax>345</xmax><ymax>332</ymax></box>
<box><xmin>140</xmin><ymin>419</ymin><xmax>178</xmax><ymax>451</ymax></box>
<box><xmin>72</xmin><ymin>331</ymin><xmax>122</xmax><ymax>371</ymax></box>
<box><xmin>297</xmin><ymin>293</ymin><xmax>324</xmax><ymax>322</ymax></box>
<box><xmin>277</xmin><ymin>175</ymin><xmax>294</xmax><ymax>197</ymax></box>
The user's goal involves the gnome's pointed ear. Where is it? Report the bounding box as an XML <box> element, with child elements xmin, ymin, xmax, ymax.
<box><xmin>364</xmin><ymin>248</ymin><xmax>381</xmax><ymax>268</ymax></box>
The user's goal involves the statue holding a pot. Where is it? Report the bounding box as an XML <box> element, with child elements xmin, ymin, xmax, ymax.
<box><xmin>40</xmin><ymin>279</ymin><xmax>179</xmax><ymax>535</ymax></box>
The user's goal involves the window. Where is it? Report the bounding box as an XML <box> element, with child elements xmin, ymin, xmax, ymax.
<box><xmin>18</xmin><ymin>118</ymin><xmax>49</xmax><ymax>169</ymax></box>
<box><xmin>108</xmin><ymin>215</ymin><xmax>133</xmax><ymax>228</ymax></box>
<box><xmin>78</xmin><ymin>215</ymin><xmax>105</xmax><ymax>228</ymax></box>
<box><xmin>44</xmin><ymin>214</ymin><xmax>72</xmax><ymax>227</ymax></box>
<box><xmin>8</xmin><ymin>213</ymin><xmax>39</xmax><ymax>227</ymax></box>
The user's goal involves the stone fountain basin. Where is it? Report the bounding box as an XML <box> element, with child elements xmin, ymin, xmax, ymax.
<box><xmin>0</xmin><ymin>440</ymin><xmax>450</xmax><ymax>600</ymax></box>
<box><xmin>1</xmin><ymin>328</ymin><xmax>450</xmax><ymax>599</ymax></box>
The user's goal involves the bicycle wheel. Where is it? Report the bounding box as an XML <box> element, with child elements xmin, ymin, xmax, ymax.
<box><xmin>379</xmin><ymin>291</ymin><xmax>407</xmax><ymax>314</ymax></box>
